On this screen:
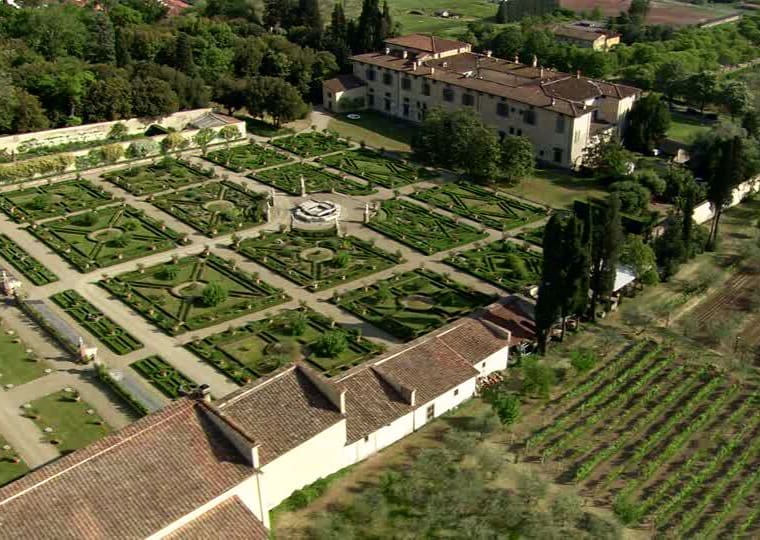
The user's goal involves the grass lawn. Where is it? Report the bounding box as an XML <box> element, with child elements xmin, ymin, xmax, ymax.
<box><xmin>0</xmin><ymin>327</ymin><xmax>46</xmax><ymax>387</ymax></box>
<box><xmin>666</xmin><ymin>113</ymin><xmax>712</xmax><ymax>144</ymax></box>
<box><xmin>327</xmin><ymin>111</ymin><xmax>416</xmax><ymax>153</ymax></box>
<box><xmin>504</xmin><ymin>168</ymin><xmax>607</xmax><ymax>209</ymax></box>
<box><xmin>332</xmin><ymin>269</ymin><xmax>496</xmax><ymax>341</ymax></box>
<box><xmin>187</xmin><ymin>307</ymin><xmax>382</xmax><ymax>384</ymax></box>
<box><xmin>26</xmin><ymin>390</ymin><xmax>111</xmax><ymax>454</ymax></box>
<box><xmin>251</xmin><ymin>162</ymin><xmax>375</xmax><ymax>196</ymax></box>
<box><xmin>0</xmin><ymin>435</ymin><xmax>28</xmax><ymax>487</ymax></box>
<box><xmin>445</xmin><ymin>239</ymin><xmax>542</xmax><ymax>292</ymax></box>
<box><xmin>237</xmin><ymin>229</ymin><xmax>403</xmax><ymax>291</ymax></box>
<box><xmin>0</xmin><ymin>179</ymin><xmax>117</xmax><ymax>222</ymax></box>
<box><xmin>100</xmin><ymin>253</ymin><xmax>289</xmax><ymax>335</ymax></box>
<box><xmin>0</xmin><ymin>233</ymin><xmax>58</xmax><ymax>285</ymax></box>
<box><xmin>30</xmin><ymin>204</ymin><xmax>185</xmax><ymax>272</ymax></box>
<box><xmin>368</xmin><ymin>199</ymin><xmax>488</xmax><ymax>254</ymax></box>
<box><xmin>102</xmin><ymin>158</ymin><xmax>213</xmax><ymax>196</ymax></box>
<box><xmin>131</xmin><ymin>356</ymin><xmax>197</xmax><ymax>399</ymax></box>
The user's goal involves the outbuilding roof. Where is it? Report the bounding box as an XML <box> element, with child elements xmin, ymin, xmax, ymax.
<box><xmin>165</xmin><ymin>496</ymin><xmax>268</xmax><ymax>540</ymax></box>
<box><xmin>323</xmin><ymin>74</ymin><xmax>366</xmax><ymax>93</ymax></box>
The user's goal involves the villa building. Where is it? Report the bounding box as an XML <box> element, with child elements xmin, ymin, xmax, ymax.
<box><xmin>551</xmin><ymin>21</ymin><xmax>621</xmax><ymax>51</ymax></box>
<box><xmin>322</xmin><ymin>34</ymin><xmax>639</xmax><ymax>169</ymax></box>
<box><xmin>0</xmin><ymin>300</ymin><xmax>532</xmax><ymax>539</ymax></box>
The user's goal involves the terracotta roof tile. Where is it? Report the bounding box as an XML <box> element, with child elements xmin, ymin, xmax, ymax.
<box><xmin>436</xmin><ymin>318</ymin><xmax>511</xmax><ymax>365</ymax></box>
<box><xmin>385</xmin><ymin>34</ymin><xmax>468</xmax><ymax>53</ymax></box>
<box><xmin>215</xmin><ymin>367</ymin><xmax>343</xmax><ymax>465</ymax></box>
<box><xmin>166</xmin><ymin>496</ymin><xmax>267</xmax><ymax>540</ymax></box>
<box><xmin>482</xmin><ymin>296</ymin><xmax>536</xmax><ymax>346</ymax></box>
<box><xmin>323</xmin><ymin>74</ymin><xmax>366</xmax><ymax>93</ymax></box>
<box><xmin>0</xmin><ymin>400</ymin><xmax>252</xmax><ymax>540</ymax></box>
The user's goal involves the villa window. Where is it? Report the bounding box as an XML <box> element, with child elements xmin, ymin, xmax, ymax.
<box><xmin>496</xmin><ymin>102</ymin><xmax>508</xmax><ymax>117</ymax></box>
<box><xmin>574</xmin><ymin>130</ymin><xmax>581</xmax><ymax>143</ymax></box>
<box><xmin>555</xmin><ymin>114</ymin><xmax>565</xmax><ymax>133</ymax></box>
<box><xmin>443</xmin><ymin>87</ymin><xmax>454</xmax><ymax>102</ymax></box>
<box><xmin>401</xmin><ymin>77</ymin><xmax>412</xmax><ymax>91</ymax></box>
<box><xmin>368</xmin><ymin>94</ymin><xmax>374</xmax><ymax>106</ymax></box>
<box><xmin>523</xmin><ymin>108</ymin><xmax>536</xmax><ymax>126</ymax></box>
<box><xmin>426</xmin><ymin>404</ymin><xmax>435</xmax><ymax>420</ymax></box>
<box><xmin>383</xmin><ymin>72</ymin><xmax>392</xmax><ymax>85</ymax></box>
<box><xmin>462</xmin><ymin>93</ymin><xmax>474</xmax><ymax>106</ymax></box>
<box><xmin>366</xmin><ymin>69</ymin><xmax>375</xmax><ymax>81</ymax></box>
<box><xmin>553</xmin><ymin>147</ymin><xmax>563</xmax><ymax>163</ymax></box>
<box><xmin>454</xmin><ymin>388</ymin><xmax>459</xmax><ymax>397</ymax></box>
<box><xmin>422</xmin><ymin>82</ymin><xmax>431</xmax><ymax>96</ymax></box>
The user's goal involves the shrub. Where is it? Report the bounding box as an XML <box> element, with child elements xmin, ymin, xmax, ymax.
<box><xmin>101</xmin><ymin>143</ymin><xmax>125</xmax><ymax>164</ymax></box>
<box><xmin>521</xmin><ymin>357</ymin><xmax>556</xmax><ymax>398</ymax></box>
<box><xmin>482</xmin><ymin>382</ymin><xmax>521</xmax><ymax>425</ymax></box>
<box><xmin>108</xmin><ymin>122</ymin><xmax>128</xmax><ymax>140</ymax></box>
<box><xmin>106</xmin><ymin>233</ymin><xmax>130</xmax><ymax>248</ymax></box>
<box><xmin>159</xmin><ymin>264</ymin><xmax>178</xmax><ymax>280</ymax></box>
<box><xmin>287</xmin><ymin>311</ymin><xmax>308</xmax><ymax>336</ymax></box>
<box><xmin>333</xmin><ymin>250</ymin><xmax>350</xmax><ymax>268</ymax></box>
<box><xmin>633</xmin><ymin>169</ymin><xmax>666</xmax><ymax>196</ymax></box>
<box><xmin>609</xmin><ymin>181</ymin><xmax>651</xmax><ymax>215</ymax></box>
<box><xmin>126</xmin><ymin>139</ymin><xmax>159</xmax><ymax>159</ymax></box>
<box><xmin>73</xmin><ymin>211</ymin><xmax>98</xmax><ymax>227</ymax></box>
<box><xmin>504</xmin><ymin>253</ymin><xmax>529</xmax><ymax>280</ymax></box>
<box><xmin>569</xmin><ymin>349</ymin><xmax>597</xmax><ymax>373</ymax></box>
<box><xmin>313</xmin><ymin>330</ymin><xmax>348</xmax><ymax>357</ymax></box>
<box><xmin>201</xmin><ymin>282</ymin><xmax>228</xmax><ymax>307</ymax></box>
<box><xmin>28</xmin><ymin>195</ymin><xmax>51</xmax><ymax>210</ymax></box>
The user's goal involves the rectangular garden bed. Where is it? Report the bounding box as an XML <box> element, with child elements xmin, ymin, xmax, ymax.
<box><xmin>29</xmin><ymin>204</ymin><xmax>185</xmax><ymax>272</ymax></box>
<box><xmin>130</xmin><ymin>356</ymin><xmax>197</xmax><ymax>399</ymax></box>
<box><xmin>0</xmin><ymin>325</ymin><xmax>46</xmax><ymax>386</ymax></box>
<box><xmin>331</xmin><ymin>269</ymin><xmax>496</xmax><ymax>341</ymax></box>
<box><xmin>102</xmin><ymin>158</ymin><xmax>214</xmax><ymax>196</ymax></box>
<box><xmin>271</xmin><ymin>131</ymin><xmax>350</xmax><ymax>157</ymax></box>
<box><xmin>236</xmin><ymin>229</ymin><xmax>403</xmax><ymax>291</ymax></box>
<box><xmin>0</xmin><ymin>233</ymin><xmax>58</xmax><ymax>285</ymax></box>
<box><xmin>99</xmin><ymin>252</ymin><xmax>290</xmax><ymax>335</ymax></box>
<box><xmin>0</xmin><ymin>435</ymin><xmax>28</xmax><ymax>487</ymax></box>
<box><xmin>445</xmin><ymin>240</ymin><xmax>541</xmax><ymax>292</ymax></box>
<box><xmin>204</xmin><ymin>144</ymin><xmax>290</xmax><ymax>172</ymax></box>
<box><xmin>186</xmin><ymin>307</ymin><xmax>381</xmax><ymax>384</ymax></box>
<box><xmin>50</xmin><ymin>289</ymin><xmax>143</xmax><ymax>355</ymax></box>
<box><xmin>250</xmin><ymin>162</ymin><xmax>374</xmax><ymax>196</ymax></box>
<box><xmin>0</xmin><ymin>178</ymin><xmax>118</xmax><ymax>222</ymax></box>
<box><xmin>318</xmin><ymin>148</ymin><xmax>434</xmax><ymax>188</ymax></box>
<box><xmin>516</xmin><ymin>225</ymin><xmax>544</xmax><ymax>247</ymax></box>
<box><xmin>367</xmin><ymin>199</ymin><xmax>488</xmax><ymax>255</ymax></box>
<box><xmin>151</xmin><ymin>181</ymin><xmax>268</xmax><ymax>237</ymax></box>
<box><xmin>410</xmin><ymin>183</ymin><xmax>546</xmax><ymax>230</ymax></box>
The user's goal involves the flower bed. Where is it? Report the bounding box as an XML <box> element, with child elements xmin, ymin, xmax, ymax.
<box><xmin>272</xmin><ymin>131</ymin><xmax>350</xmax><ymax>157</ymax></box>
<box><xmin>0</xmin><ymin>234</ymin><xmax>58</xmax><ymax>285</ymax></box>
<box><xmin>130</xmin><ymin>356</ymin><xmax>197</xmax><ymax>399</ymax></box>
<box><xmin>204</xmin><ymin>144</ymin><xmax>290</xmax><ymax>172</ymax></box>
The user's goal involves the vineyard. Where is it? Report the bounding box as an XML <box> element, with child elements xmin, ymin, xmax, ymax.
<box><xmin>522</xmin><ymin>339</ymin><xmax>760</xmax><ymax>538</ymax></box>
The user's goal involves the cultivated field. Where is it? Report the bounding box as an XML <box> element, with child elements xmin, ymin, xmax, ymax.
<box><xmin>559</xmin><ymin>0</ymin><xmax>737</xmax><ymax>26</ymax></box>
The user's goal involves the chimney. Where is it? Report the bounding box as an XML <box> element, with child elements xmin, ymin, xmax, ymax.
<box><xmin>540</xmin><ymin>66</ymin><xmax>544</xmax><ymax>79</ymax></box>
<box><xmin>385</xmin><ymin>47</ymin><xmax>391</xmax><ymax>55</ymax></box>
<box><xmin>532</xmin><ymin>55</ymin><xmax>537</xmax><ymax>68</ymax></box>
<box><xmin>576</xmin><ymin>70</ymin><xmax>581</xmax><ymax>79</ymax></box>
<box><xmin>514</xmin><ymin>53</ymin><xmax>519</xmax><ymax>63</ymax></box>
<box><xmin>551</xmin><ymin>97</ymin><xmax>556</xmax><ymax>106</ymax></box>
<box><xmin>485</xmin><ymin>50</ymin><xmax>492</xmax><ymax>58</ymax></box>
<box><xmin>430</xmin><ymin>66</ymin><xmax>435</xmax><ymax>75</ymax></box>
<box><xmin>198</xmin><ymin>384</ymin><xmax>212</xmax><ymax>403</ymax></box>
<box><xmin>402</xmin><ymin>50</ymin><xmax>408</xmax><ymax>59</ymax></box>
<box><xmin>413</xmin><ymin>61</ymin><xmax>418</xmax><ymax>71</ymax></box>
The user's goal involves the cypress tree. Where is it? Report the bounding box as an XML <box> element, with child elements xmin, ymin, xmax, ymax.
<box><xmin>174</xmin><ymin>33</ymin><xmax>196</xmax><ymax>76</ymax></box>
<box><xmin>331</xmin><ymin>2</ymin><xmax>347</xmax><ymax>41</ymax></box>
<box><xmin>495</xmin><ymin>1</ymin><xmax>509</xmax><ymax>23</ymax></box>
<box><xmin>90</xmin><ymin>13</ymin><xmax>116</xmax><ymax>64</ymax></box>
<box><xmin>299</xmin><ymin>0</ymin><xmax>323</xmax><ymax>31</ymax></box>
<box><xmin>587</xmin><ymin>194</ymin><xmax>623</xmax><ymax>320</ymax></box>
<box><xmin>378</xmin><ymin>1</ymin><xmax>393</xmax><ymax>44</ymax></box>
<box><xmin>559</xmin><ymin>215</ymin><xmax>590</xmax><ymax>339</ymax></box>
<box><xmin>355</xmin><ymin>0</ymin><xmax>381</xmax><ymax>53</ymax></box>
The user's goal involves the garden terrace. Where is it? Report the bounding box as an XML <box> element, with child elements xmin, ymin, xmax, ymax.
<box><xmin>151</xmin><ymin>181</ymin><xmax>267</xmax><ymax>237</ymax></box>
<box><xmin>25</xmin><ymin>390</ymin><xmax>111</xmax><ymax>454</ymax></box>
<box><xmin>0</xmin><ymin>325</ymin><xmax>46</xmax><ymax>387</ymax></box>
<box><xmin>50</xmin><ymin>290</ymin><xmax>143</xmax><ymax>356</ymax></box>
<box><xmin>446</xmin><ymin>240</ymin><xmax>541</xmax><ymax>292</ymax></box>
<box><xmin>102</xmin><ymin>159</ymin><xmax>213</xmax><ymax>196</ymax></box>
<box><xmin>271</xmin><ymin>131</ymin><xmax>350</xmax><ymax>157</ymax></box>
<box><xmin>29</xmin><ymin>205</ymin><xmax>184</xmax><ymax>273</ymax></box>
<box><xmin>410</xmin><ymin>183</ymin><xmax>546</xmax><ymax>231</ymax></box>
<box><xmin>236</xmin><ymin>229</ymin><xmax>403</xmax><ymax>291</ymax></box>
<box><xmin>0</xmin><ymin>179</ymin><xmax>117</xmax><ymax>222</ymax></box>
<box><xmin>319</xmin><ymin>148</ymin><xmax>435</xmax><ymax>189</ymax></box>
<box><xmin>187</xmin><ymin>307</ymin><xmax>381</xmax><ymax>385</ymax></box>
<box><xmin>250</xmin><ymin>163</ymin><xmax>375</xmax><ymax>196</ymax></box>
<box><xmin>99</xmin><ymin>253</ymin><xmax>289</xmax><ymax>335</ymax></box>
<box><xmin>332</xmin><ymin>269</ymin><xmax>496</xmax><ymax>341</ymax></box>
<box><xmin>0</xmin><ymin>234</ymin><xmax>57</xmax><ymax>285</ymax></box>
<box><xmin>204</xmin><ymin>144</ymin><xmax>290</xmax><ymax>173</ymax></box>
<box><xmin>367</xmin><ymin>199</ymin><xmax>487</xmax><ymax>255</ymax></box>
<box><xmin>130</xmin><ymin>356</ymin><xmax>197</xmax><ymax>399</ymax></box>
<box><xmin>0</xmin><ymin>435</ymin><xmax>28</xmax><ymax>487</ymax></box>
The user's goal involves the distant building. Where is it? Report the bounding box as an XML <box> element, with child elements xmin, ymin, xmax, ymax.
<box><xmin>551</xmin><ymin>21</ymin><xmax>621</xmax><ymax>51</ymax></box>
<box><xmin>323</xmin><ymin>33</ymin><xmax>639</xmax><ymax>169</ymax></box>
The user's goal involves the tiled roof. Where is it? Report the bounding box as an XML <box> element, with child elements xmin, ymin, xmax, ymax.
<box><xmin>215</xmin><ymin>367</ymin><xmax>344</xmax><ymax>465</ymax></box>
<box><xmin>553</xmin><ymin>25</ymin><xmax>608</xmax><ymax>41</ymax></box>
<box><xmin>482</xmin><ymin>295</ymin><xmax>537</xmax><ymax>346</ymax></box>
<box><xmin>0</xmin><ymin>400</ymin><xmax>252</xmax><ymax>540</ymax></box>
<box><xmin>323</xmin><ymin>74</ymin><xmax>366</xmax><ymax>93</ymax></box>
<box><xmin>385</xmin><ymin>34</ymin><xmax>468</xmax><ymax>53</ymax></box>
<box><xmin>339</xmin><ymin>369</ymin><xmax>413</xmax><ymax>443</ymax></box>
<box><xmin>436</xmin><ymin>318</ymin><xmax>511</xmax><ymax>365</ymax></box>
<box><xmin>166</xmin><ymin>496</ymin><xmax>268</xmax><ymax>540</ymax></box>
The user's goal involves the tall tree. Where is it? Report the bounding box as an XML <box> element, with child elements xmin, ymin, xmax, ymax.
<box><xmin>535</xmin><ymin>214</ymin><xmax>564</xmax><ymax>355</ymax></box>
<box><xmin>705</xmin><ymin>136</ymin><xmax>743</xmax><ymax>249</ymax></box>
<box><xmin>683</xmin><ymin>71</ymin><xmax>717</xmax><ymax>114</ymax></box>
<box><xmin>354</xmin><ymin>0</ymin><xmax>381</xmax><ymax>52</ymax></box>
<box><xmin>500</xmin><ymin>135</ymin><xmax>535</xmax><ymax>185</ymax></box>
<box><xmin>495</xmin><ymin>2</ymin><xmax>509</xmax><ymax>24</ymax></box>
<box><xmin>586</xmin><ymin>195</ymin><xmax>623</xmax><ymax>320</ymax></box>
<box><xmin>298</xmin><ymin>0</ymin><xmax>322</xmax><ymax>30</ymax></box>
<box><xmin>174</xmin><ymin>32</ymin><xmax>196</xmax><ymax>76</ymax></box>
<box><xmin>624</xmin><ymin>93</ymin><xmax>670</xmax><ymax>154</ymax></box>
<box><xmin>89</xmin><ymin>13</ymin><xmax>116</xmax><ymax>64</ymax></box>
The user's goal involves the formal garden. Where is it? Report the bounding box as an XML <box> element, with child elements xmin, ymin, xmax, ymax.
<box><xmin>332</xmin><ymin>269</ymin><xmax>495</xmax><ymax>340</ymax></box>
<box><xmin>30</xmin><ymin>204</ymin><xmax>185</xmax><ymax>272</ymax></box>
<box><xmin>0</xmin><ymin>178</ymin><xmax>117</xmax><ymax>222</ymax></box>
<box><xmin>101</xmin><ymin>158</ymin><xmax>213</xmax><ymax>196</ymax></box>
<box><xmin>23</xmin><ymin>389</ymin><xmax>111</xmax><ymax>454</ymax></box>
<box><xmin>516</xmin><ymin>225</ymin><xmax>544</xmax><ymax>247</ymax></box>
<box><xmin>271</xmin><ymin>131</ymin><xmax>350</xmax><ymax>157</ymax></box>
<box><xmin>130</xmin><ymin>355</ymin><xmax>197</xmax><ymax>399</ymax></box>
<box><xmin>251</xmin><ymin>162</ymin><xmax>374</xmax><ymax>196</ymax></box>
<box><xmin>204</xmin><ymin>143</ymin><xmax>290</xmax><ymax>172</ymax></box>
<box><xmin>236</xmin><ymin>229</ymin><xmax>403</xmax><ymax>291</ymax></box>
<box><xmin>187</xmin><ymin>307</ymin><xmax>381</xmax><ymax>384</ymax></box>
<box><xmin>368</xmin><ymin>199</ymin><xmax>487</xmax><ymax>255</ymax></box>
<box><xmin>50</xmin><ymin>289</ymin><xmax>143</xmax><ymax>355</ymax></box>
<box><xmin>0</xmin><ymin>324</ymin><xmax>46</xmax><ymax>386</ymax></box>
<box><xmin>100</xmin><ymin>252</ymin><xmax>289</xmax><ymax>335</ymax></box>
<box><xmin>0</xmin><ymin>233</ymin><xmax>58</xmax><ymax>285</ymax></box>
<box><xmin>445</xmin><ymin>240</ymin><xmax>541</xmax><ymax>292</ymax></box>
<box><xmin>410</xmin><ymin>183</ymin><xmax>546</xmax><ymax>231</ymax></box>
<box><xmin>151</xmin><ymin>181</ymin><xmax>268</xmax><ymax>237</ymax></box>
<box><xmin>0</xmin><ymin>435</ymin><xmax>28</xmax><ymax>487</ymax></box>
<box><xmin>318</xmin><ymin>148</ymin><xmax>434</xmax><ymax>189</ymax></box>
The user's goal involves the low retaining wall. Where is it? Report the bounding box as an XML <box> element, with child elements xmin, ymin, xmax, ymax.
<box><xmin>693</xmin><ymin>175</ymin><xmax>760</xmax><ymax>224</ymax></box>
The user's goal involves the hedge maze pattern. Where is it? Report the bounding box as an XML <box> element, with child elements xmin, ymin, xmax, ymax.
<box><xmin>131</xmin><ymin>356</ymin><xmax>197</xmax><ymax>399</ymax></box>
<box><xmin>204</xmin><ymin>144</ymin><xmax>290</xmax><ymax>172</ymax></box>
<box><xmin>271</xmin><ymin>131</ymin><xmax>350</xmax><ymax>157</ymax></box>
<box><xmin>251</xmin><ymin>163</ymin><xmax>374</xmax><ymax>196</ymax></box>
<box><xmin>319</xmin><ymin>148</ymin><xmax>433</xmax><ymax>188</ymax></box>
<box><xmin>0</xmin><ymin>179</ymin><xmax>117</xmax><ymax>222</ymax></box>
<box><xmin>446</xmin><ymin>240</ymin><xmax>541</xmax><ymax>292</ymax></box>
<box><xmin>102</xmin><ymin>158</ymin><xmax>213</xmax><ymax>196</ymax></box>
<box><xmin>0</xmin><ymin>234</ymin><xmax>58</xmax><ymax>285</ymax></box>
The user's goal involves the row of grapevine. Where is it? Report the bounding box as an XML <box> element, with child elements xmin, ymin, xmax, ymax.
<box><xmin>698</xmin><ymin>467</ymin><xmax>760</xmax><ymax>539</ymax></box>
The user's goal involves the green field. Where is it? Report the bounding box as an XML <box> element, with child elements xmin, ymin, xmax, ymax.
<box><xmin>251</xmin><ymin>162</ymin><xmax>374</xmax><ymax>196</ymax></box>
<box><xmin>30</xmin><ymin>204</ymin><xmax>184</xmax><ymax>272</ymax></box>
<box><xmin>666</xmin><ymin>113</ymin><xmax>713</xmax><ymax>144</ymax></box>
<box><xmin>131</xmin><ymin>356</ymin><xmax>197</xmax><ymax>399</ymax></box>
<box><xmin>100</xmin><ymin>253</ymin><xmax>289</xmax><ymax>335</ymax></box>
<box><xmin>332</xmin><ymin>269</ymin><xmax>495</xmax><ymax>340</ymax></box>
<box><xmin>446</xmin><ymin>240</ymin><xmax>542</xmax><ymax>292</ymax></box>
<box><xmin>319</xmin><ymin>148</ymin><xmax>434</xmax><ymax>189</ymax></box>
<box><xmin>411</xmin><ymin>182</ymin><xmax>546</xmax><ymax>230</ymax></box>
<box><xmin>0</xmin><ymin>179</ymin><xmax>117</xmax><ymax>222</ymax></box>
<box><xmin>0</xmin><ymin>327</ymin><xmax>46</xmax><ymax>386</ymax></box>
<box><xmin>152</xmin><ymin>181</ymin><xmax>268</xmax><ymax>237</ymax></box>
<box><xmin>368</xmin><ymin>199</ymin><xmax>488</xmax><ymax>254</ymax></box>
<box><xmin>237</xmin><ymin>229</ymin><xmax>403</xmax><ymax>291</ymax></box>
<box><xmin>50</xmin><ymin>290</ymin><xmax>143</xmax><ymax>355</ymax></box>
<box><xmin>504</xmin><ymin>169</ymin><xmax>607</xmax><ymax>210</ymax></box>
<box><xmin>187</xmin><ymin>307</ymin><xmax>382</xmax><ymax>384</ymax></box>
<box><xmin>205</xmin><ymin>144</ymin><xmax>291</xmax><ymax>172</ymax></box>
<box><xmin>102</xmin><ymin>158</ymin><xmax>213</xmax><ymax>196</ymax></box>
<box><xmin>25</xmin><ymin>390</ymin><xmax>111</xmax><ymax>454</ymax></box>
<box><xmin>0</xmin><ymin>233</ymin><xmax>58</xmax><ymax>286</ymax></box>
<box><xmin>327</xmin><ymin>111</ymin><xmax>416</xmax><ymax>153</ymax></box>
